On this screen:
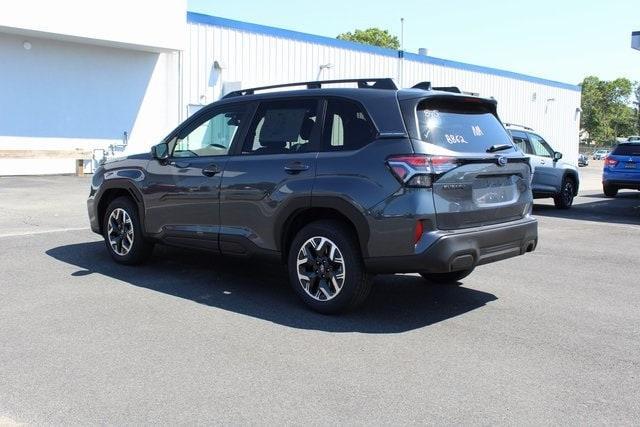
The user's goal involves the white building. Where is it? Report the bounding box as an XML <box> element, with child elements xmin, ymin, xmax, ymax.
<box><xmin>0</xmin><ymin>4</ymin><xmax>582</xmax><ymax>175</ymax></box>
<box><xmin>0</xmin><ymin>0</ymin><xmax>185</xmax><ymax>175</ymax></box>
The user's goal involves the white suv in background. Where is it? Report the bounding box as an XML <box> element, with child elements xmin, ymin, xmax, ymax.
<box><xmin>506</xmin><ymin>124</ymin><xmax>580</xmax><ymax>209</ymax></box>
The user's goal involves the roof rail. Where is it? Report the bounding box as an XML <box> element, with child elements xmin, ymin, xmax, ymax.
<box><xmin>504</xmin><ymin>123</ymin><xmax>534</xmax><ymax>131</ymax></box>
<box><xmin>223</xmin><ymin>78</ymin><xmax>398</xmax><ymax>98</ymax></box>
<box><xmin>411</xmin><ymin>82</ymin><xmax>462</xmax><ymax>93</ymax></box>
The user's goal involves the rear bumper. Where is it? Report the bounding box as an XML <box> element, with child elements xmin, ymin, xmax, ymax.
<box><xmin>364</xmin><ymin>217</ymin><xmax>538</xmax><ymax>274</ymax></box>
<box><xmin>603</xmin><ymin>178</ymin><xmax>640</xmax><ymax>190</ymax></box>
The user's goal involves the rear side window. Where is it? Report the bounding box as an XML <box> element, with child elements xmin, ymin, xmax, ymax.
<box><xmin>416</xmin><ymin>99</ymin><xmax>514</xmax><ymax>153</ymax></box>
<box><xmin>510</xmin><ymin>131</ymin><xmax>530</xmax><ymax>154</ymax></box>
<box><xmin>242</xmin><ymin>99</ymin><xmax>319</xmax><ymax>154</ymax></box>
<box><xmin>323</xmin><ymin>99</ymin><xmax>376</xmax><ymax>151</ymax></box>
<box><xmin>612</xmin><ymin>143</ymin><xmax>640</xmax><ymax>156</ymax></box>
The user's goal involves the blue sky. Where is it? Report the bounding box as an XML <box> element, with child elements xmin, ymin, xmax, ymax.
<box><xmin>187</xmin><ymin>0</ymin><xmax>639</xmax><ymax>86</ymax></box>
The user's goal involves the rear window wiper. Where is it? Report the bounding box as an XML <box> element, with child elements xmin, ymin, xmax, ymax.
<box><xmin>486</xmin><ymin>144</ymin><xmax>513</xmax><ymax>153</ymax></box>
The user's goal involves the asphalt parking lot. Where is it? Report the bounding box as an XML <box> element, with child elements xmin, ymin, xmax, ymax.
<box><xmin>1</xmin><ymin>162</ymin><xmax>639</xmax><ymax>424</ymax></box>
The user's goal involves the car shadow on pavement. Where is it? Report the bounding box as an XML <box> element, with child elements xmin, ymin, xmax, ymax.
<box><xmin>533</xmin><ymin>192</ymin><xmax>640</xmax><ymax>226</ymax></box>
<box><xmin>46</xmin><ymin>241</ymin><xmax>497</xmax><ymax>334</ymax></box>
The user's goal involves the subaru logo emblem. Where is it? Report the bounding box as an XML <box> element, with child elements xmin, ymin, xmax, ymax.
<box><xmin>497</xmin><ymin>156</ymin><xmax>507</xmax><ymax>167</ymax></box>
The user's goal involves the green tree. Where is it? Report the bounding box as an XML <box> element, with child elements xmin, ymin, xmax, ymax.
<box><xmin>580</xmin><ymin>76</ymin><xmax>638</xmax><ymax>145</ymax></box>
<box><xmin>337</xmin><ymin>28</ymin><xmax>400</xmax><ymax>50</ymax></box>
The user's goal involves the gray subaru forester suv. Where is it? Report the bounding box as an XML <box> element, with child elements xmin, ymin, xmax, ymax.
<box><xmin>88</xmin><ymin>79</ymin><xmax>538</xmax><ymax>313</ymax></box>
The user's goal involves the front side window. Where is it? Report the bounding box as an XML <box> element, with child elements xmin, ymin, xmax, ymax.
<box><xmin>242</xmin><ymin>99</ymin><xmax>319</xmax><ymax>154</ymax></box>
<box><xmin>528</xmin><ymin>133</ymin><xmax>554</xmax><ymax>158</ymax></box>
<box><xmin>323</xmin><ymin>99</ymin><xmax>376</xmax><ymax>151</ymax></box>
<box><xmin>416</xmin><ymin>100</ymin><xmax>514</xmax><ymax>153</ymax></box>
<box><xmin>173</xmin><ymin>107</ymin><xmax>247</xmax><ymax>157</ymax></box>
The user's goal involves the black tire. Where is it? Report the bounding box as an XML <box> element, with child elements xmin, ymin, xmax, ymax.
<box><xmin>287</xmin><ymin>220</ymin><xmax>371</xmax><ymax>314</ymax></box>
<box><xmin>553</xmin><ymin>177</ymin><xmax>576</xmax><ymax>209</ymax></box>
<box><xmin>603</xmin><ymin>184</ymin><xmax>618</xmax><ymax>198</ymax></box>
<box><xmin>420</xmin><ymin>269</ymin><xmax>473</xmax><ymax>284</ymax></box>
<box><xmin>102</xmin><ymin>196</ymin><xmax>154</xmax><ymax>265</ymax></box>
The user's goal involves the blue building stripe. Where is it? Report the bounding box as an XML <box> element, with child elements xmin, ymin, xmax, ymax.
<box><xmin>187</xmin><ymin>11</ymin><xmax>581</xmax><ymax>92</ymax></box>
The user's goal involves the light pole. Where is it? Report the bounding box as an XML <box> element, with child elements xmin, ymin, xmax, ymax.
<box><xmin>400</xmin><ymin>17</ymin><xmax>404</xmax><ymax>51</ymax></box>
<box><xmin>398</xmin><ymin>18</ymin><xmax>405</xmax><ymax>88</ymax></box>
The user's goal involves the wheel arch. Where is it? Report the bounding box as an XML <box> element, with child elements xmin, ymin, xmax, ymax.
<box><xmin>95</xmin><ymin>180</ymin><xmax>145</xmax><ymax>234</ymax></box>
<box><xmin>563</xmin><ymin>170</ymin><xmax>580</xmax><ymax>196</ymax></box>
<box><xmin>278</xmin><ymin>197</ymin><xmax>370</xmax><ymax>263</ymax></box>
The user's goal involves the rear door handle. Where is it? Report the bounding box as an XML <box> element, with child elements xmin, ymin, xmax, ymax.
<box><xmin>202</xmin><ymin>164</ymin><xmax>221</xmax><ymax>177</ymax></box>
<box><xmin>284</xmin><ymin>161</ymin><xmax>310</xmax><ymax>174</ymax></box>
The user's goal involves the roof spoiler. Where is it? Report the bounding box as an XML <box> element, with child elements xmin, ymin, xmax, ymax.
<box><xmin>412</xmin><ymin>82</ymin><xmax>462</xmax><ymax>93</ymax></box>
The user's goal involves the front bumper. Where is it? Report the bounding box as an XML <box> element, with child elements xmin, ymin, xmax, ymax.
<box><xmin>87</xmin><ymin>197</ymin><xmax>101</xmax><ymax>234</ymax></box>
<box><xmin>364</xmin><ymin>217</ymin><xmax>538</xmax><ymax>274</ymax></box>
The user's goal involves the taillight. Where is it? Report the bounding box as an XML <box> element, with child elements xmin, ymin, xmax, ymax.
<box><xmin>386</xmin><ymin>154</ymin><xmax>458</xmax><ymax>187</ymax></box>
<box><xmin>604</xmin><ymin>157</ymin><xmax>618</xmax><ymax>167</ymax></box>
<box><xmin>414</xmin><ymin>220</ymin><xmax>424</xmax><ymax>244</ymax></box>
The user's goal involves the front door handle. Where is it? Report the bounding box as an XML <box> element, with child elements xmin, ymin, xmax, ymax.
<box><xmin>202</xmin><ymin>164</ymin><xmax>221</xmax><ymax>177</ymax></box>
<box><xmin>540</xmin><ymin>160</ymin><xmax>546</xmax><ymax>165</ymax></box>
<box><xmin>284</xmin><ymin>161</ymin><xmax>310</xmax><ymax>174</ymax></box>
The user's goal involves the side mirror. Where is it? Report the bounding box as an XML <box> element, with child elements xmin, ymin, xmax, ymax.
<box><xmin>553</xmin><ymin>151</ymin><xmax>563</xmax><ymax>161</ymax></box>
<box><xmin>151</xmin><ymin>142</ymin><xmax>169</xmax><ymax>161</ymax></box>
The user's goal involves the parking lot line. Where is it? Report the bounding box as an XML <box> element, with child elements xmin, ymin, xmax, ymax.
<box><xmin>0</xmin><ymin>227</ymin><xmax>89</xmax><ymax>239</ymax></box>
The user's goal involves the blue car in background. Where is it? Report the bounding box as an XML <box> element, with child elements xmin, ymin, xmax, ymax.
<box><xmin>603</xmin><ymin>142</ymin><xmax>640</xmax><ymax>197</ymax></box>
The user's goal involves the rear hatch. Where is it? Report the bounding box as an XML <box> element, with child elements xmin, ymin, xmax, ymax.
<box><xmin>605</xmin><ymin>143</ymin><xmax>640</xmax><ymax>178</ymax></box>
<box><xmin>404</xmin><ymin>95</ymin><xmax>532</xmax><ymax>230</ymax></box>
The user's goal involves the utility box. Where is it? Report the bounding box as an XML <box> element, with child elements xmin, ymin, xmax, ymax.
<box><xmin>633</xmin><ymin>31</ymin><xmax>640</xmax><ymax>51</ymax></box>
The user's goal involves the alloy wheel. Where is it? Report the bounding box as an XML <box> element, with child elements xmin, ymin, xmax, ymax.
<box><xmin>296</xmin><ymin>236</ymin><xmax>346</xmax><ymax>301</ymax></box>
<box><xmin>563</xmin><ymin>181</ymin><xmax>574</xmax><ymax>205</ymax></box>
<box><xmin>107</xmin><ymin>208</ymin><xmax>134</xmax><ymax>256</ymax></box>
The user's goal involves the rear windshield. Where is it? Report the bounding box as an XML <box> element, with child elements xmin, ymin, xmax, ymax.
<box><xmin>612</xmin><ymin>143</ymin><xmax>640</xmax><ymax>156</ymax></box>
<box><xmin>416</xmin><ymin>101</ymin><xmax>514</xmax><ymax>153</ymax></box>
